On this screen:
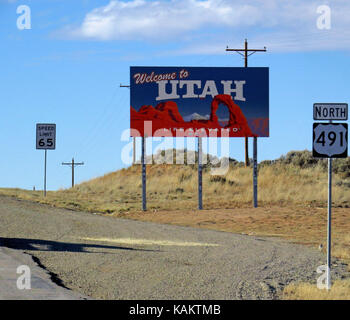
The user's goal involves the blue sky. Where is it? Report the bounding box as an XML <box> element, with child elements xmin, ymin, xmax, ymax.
<box><xmin>1</xmin><ymin>0</ymin><xmax>349</xmax><ymax>190</ymax></box>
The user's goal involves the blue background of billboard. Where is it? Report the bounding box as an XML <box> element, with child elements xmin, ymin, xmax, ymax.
<box><xmin>130</xmin><ymin>66</ymin><xmax>269</xmax><ymax>134</ymax></box>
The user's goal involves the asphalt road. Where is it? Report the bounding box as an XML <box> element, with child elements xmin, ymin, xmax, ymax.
<box><xmin>0</xmin><ymin>245</ymin><xmax>89</xmax><ymax>300</ymax></box>
<box><xmin>0</xmin><ymin>195</ymin><xmax>347</xmax><ymax>299</ymax></box>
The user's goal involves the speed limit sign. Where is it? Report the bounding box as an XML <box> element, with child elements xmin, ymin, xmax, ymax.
<box><xmin>36</xmin><ymin>123</ymin><xmax>56</xmax><ymax>150</ymax></box>
<box><xmin>313</xmin><ymin>123</ymin><xmax>347</xmax><ymax>158</ymax></box>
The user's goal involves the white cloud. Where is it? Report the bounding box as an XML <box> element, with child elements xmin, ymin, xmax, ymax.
<box><xmin>69</xmin><ymin>0</ymin><xmax>262</xmax><ymax>40</ymax></box>
<box><xmin>63</xmin><ymin>0</ymin><xmax>350</xmax><ymax>52</ymax></box>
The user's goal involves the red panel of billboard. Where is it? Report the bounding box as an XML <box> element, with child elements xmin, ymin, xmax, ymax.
<box><xmin>130</xmin><ymin>66</ymin><xmax>269</xmax><ymax>137</ymax></box>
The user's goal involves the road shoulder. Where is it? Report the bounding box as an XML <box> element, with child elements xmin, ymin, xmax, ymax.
<box><xmin>0</xmin><ymin>245</ymin><xmax>90</xmax><ymax>300</ymax></box>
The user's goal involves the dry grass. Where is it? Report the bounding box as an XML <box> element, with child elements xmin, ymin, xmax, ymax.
<box><xmin>1</xmin><ymin>155</ymin><xmax>349</xmax><ymax>300</ymax></box>
<box><xmin>283</xmin><ymin>279</ymin><xmax>350</xmax><ymax>300</ymax></box>
<box><xmin>1</xmin><ymin>161</ymin><xmax>348</xmax><ymax>213</ymax></box>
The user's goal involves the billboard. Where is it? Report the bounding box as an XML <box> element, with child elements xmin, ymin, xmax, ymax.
<box><xmin>130</xmin><ymin>66</ymin><xmax>269</xmax><ymax>137</ymax></box>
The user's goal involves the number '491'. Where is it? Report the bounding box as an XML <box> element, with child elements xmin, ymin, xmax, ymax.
<box><xmin>316</xmin><ymin>131</ymin><xmax>344</xmax><ymax>146</ymax></box>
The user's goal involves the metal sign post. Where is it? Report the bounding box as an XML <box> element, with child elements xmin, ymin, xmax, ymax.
<box><xmin>327</xmin><ymin>155</ymin><xmax>332</xmax><ymax>290</ymax></box>
<box><xmin>44</xmin><ymin>149</ymin><xmax>47</xmax><ymax>197</ymax></box>
<box><xmin>133</xmin><ymin>137</ymin><xmax>136</xmax><ymax>164</ymax></box>
<box><xmin>36</xmin><ymin>123</ymin><xmax>56</xmax><ymax>197</ymax></box>
<box><xmin>141</xmin><ymin>136</ymin><xmax>147</xmax><ymax>211</ymax></box>
<box><xmin>313</xmin><ymin>103</ymin><xmax>348</xmax><ymax>290</ymax></box>
<box><xmin>198</xmin><ymin>137</ymin><xmax>203</xmax><ymax>210</ymax></box>
<box><xmin>253</xmin><ymin>137</ymin><xmax>258</xmax><ymax>208</ymax></box>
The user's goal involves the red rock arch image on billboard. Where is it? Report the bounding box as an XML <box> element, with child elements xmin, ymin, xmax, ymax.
<box><xmin>130</xmin><ymin>67</ymin><xmax>269</xmax><ymax>137</ymax></box>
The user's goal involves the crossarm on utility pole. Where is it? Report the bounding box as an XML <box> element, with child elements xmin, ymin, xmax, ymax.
<box><xmin>62</xmin><ymin>158</ymin><xmax>84</xmax><ymax>188</ymax></box>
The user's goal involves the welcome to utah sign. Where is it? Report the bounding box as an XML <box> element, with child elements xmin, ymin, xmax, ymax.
<box><xmin>130</xmin><ymin>66</ymin><xmax>269</xmax><ymax>138</ymax></box>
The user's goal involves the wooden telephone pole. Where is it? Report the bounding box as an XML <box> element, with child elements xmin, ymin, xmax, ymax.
<box><xmin>62</xmin><ymin>158</ymin><xmax>84</xmax><ymax>188</ymax></box>
<box><xmin>226</xmin><ymin>39</ymin><xmax>267</xmax><ymax>166</ymax></box>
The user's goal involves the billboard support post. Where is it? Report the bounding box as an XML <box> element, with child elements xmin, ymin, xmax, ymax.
<box><xmin>44</xmin><ymin>149</ymin><xmax>47</xmax><ymax>197</ymax></box>
<box><xmin>142</xmin><ymin>136</ymin><xmax>147</xmax><ymax>211</ymax></box>
<box><xmin>133</xmin><ymin>138</ymin><xmax>136</xmax><ymax>164</ymax></box>
<box><xmin>245</xmin><ymin>137</ymin><xmax>249</xmax><ymax>167</ymax></box>
<box><xmin>198</xmin><ymin>137</ymin><xmax>203</xmax><ymax>210</ymax></box>
<box><xmin>253</xmin><ymin>137</ymin><xmax>258</xmax><ymax>208</ymax></box>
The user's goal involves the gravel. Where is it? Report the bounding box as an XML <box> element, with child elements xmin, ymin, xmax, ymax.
<box><xmin>0</xmin><ymin>195</ymin><xmax>348</xmax><ymax>299</ymax></box>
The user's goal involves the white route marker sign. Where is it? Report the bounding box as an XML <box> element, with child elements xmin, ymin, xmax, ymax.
<box><xmin>36</xmin><ymin>123</ymin><xmax>56</xmax><ymax>150</ymax></box>
<box><xmin>313</xmin><ymin>103</ymin><xmax>348</xmax><ymax>121</ymax></box>
<box><xmin>313</xmin><ymin>123</ymin><xmax>348</xmax><ymax>158</ymax></box>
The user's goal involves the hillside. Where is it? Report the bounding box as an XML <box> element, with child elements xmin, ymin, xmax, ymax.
<box><xmin>1</xmin><ymin>150</ymin><xmax>349</xmax><ymax>214</ymax></box>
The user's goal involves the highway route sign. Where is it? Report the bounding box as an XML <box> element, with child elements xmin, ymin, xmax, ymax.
<box><xmin>313</xmin><ymin>123</ymin><xmax>347</xmax><ymax>158</ymax></box>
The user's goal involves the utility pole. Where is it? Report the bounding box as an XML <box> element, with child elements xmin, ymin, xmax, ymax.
<box><xmin>226</xmin><ymin>39</ymin><xmax>267</xmax><ymax>167</ymax></box>
<box><xmin>62</xmin><ymin>158</ymin><xmax>84</xmax><ymax>188</ymax></box>
<box><xmin>120</xmin><ymin>83</ymin><xmax>136</xmax><ymax>164</ymax></box>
